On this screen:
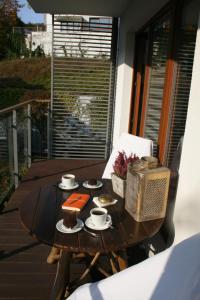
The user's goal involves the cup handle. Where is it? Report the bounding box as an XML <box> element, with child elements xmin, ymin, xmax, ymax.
<box><xmin>106</xmin><ymin>215</ymin><xmax>111</xmax><ymax>223</ymax></box>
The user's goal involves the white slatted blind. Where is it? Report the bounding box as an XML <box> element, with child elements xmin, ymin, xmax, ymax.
<box><xmin>166</xmin><ymin>28</ymin><xmax>197</xmax><ymax>165</ymax></box>
<box><xmin>144</xmin><ymin>18</ymin><xmax>170</xmax><ymax>156</ymax></box>
<box><xmin>51</xmin><ymin>16</ymin><xmax>117</xmax><ymax>159</ymax></box>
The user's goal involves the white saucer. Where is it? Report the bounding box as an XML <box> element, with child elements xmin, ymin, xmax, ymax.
<box><xmin>85</xmin><ymin>215</ymin><xmax>112</xmax><ymax>231</ymax></box>
<box><xmin>82</xmin><ymin>180</ymin><xmax>103</xmax><ymax>189</ymax></box>
<box><xmin>58</xmin><ymin>182</ymin><xmax>79</xmax><ymax>190</ymax></box>
<box><xmin>56</xmin><ymin>218</ymin><xmax>84</xmax><ymax>234</ymax></box>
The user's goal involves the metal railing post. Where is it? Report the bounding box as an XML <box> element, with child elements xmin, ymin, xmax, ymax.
<box><xmin>47</xmin><ymin>102</ymin><xmax>51</xmax><ymax>159</ymax></box>
<box><xmin>12</xmin><ymin>110</ymin><xmax>19</xmax><ymax>188</ymax></box>
<box><xmin>49</xmin><ymin>15</ymin><xmax>54</xmax><ymax>160</ymax></box>
<box><xmin>27</xmin><ymin>104</ymin><xmax>31</xmax><ymax>168</ymax></box>
<box><xmin>8</xmin><ymin>115</ymin><xmax>14</xmax><ymax>185</ymax></box>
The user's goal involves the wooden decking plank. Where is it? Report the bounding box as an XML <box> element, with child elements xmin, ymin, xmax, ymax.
<box><xmin>0</xmin><ymin>160</ymin><xmax>106</xmax><ymax>300</ymax></box>
<box><xmin>0</xmin><ymin>285</ymin><xmax>51</xmax><ymax>298</ymax></box>
<box><xmin>0</xmin><ymin>274</ymin><xmax>55</xmax><ymax>285</ymax></box>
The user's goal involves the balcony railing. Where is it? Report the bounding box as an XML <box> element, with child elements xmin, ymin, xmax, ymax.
<box><xmin>0</xmin><ymin>99</ymin><xmax>50</xmax><ymax>206</ymax></box>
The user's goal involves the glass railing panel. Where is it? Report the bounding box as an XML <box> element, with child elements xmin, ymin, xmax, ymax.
<box><xmin>0</xmin><ymin>113</ymin><xmax>14</xmax><ymax>205</ymax></box>
<box><xmin>31</xmin><ymin>102</ymin><xmax>49</xmax><ymax>160</ymax></box>
<box><xmin>16</xmin><ymin>107</ymin><xmax>28</xmax><ymax>179</ymax></box>
<box><xmin>0</xmin><ymin>100</ymin><xmax>50</xmax><ymax>205</ymax></box>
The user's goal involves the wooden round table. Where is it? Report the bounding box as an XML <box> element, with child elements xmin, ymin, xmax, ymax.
<box><xmin>19</xmin><ymin>163</ymin><xmax>163</xmax><ymax>300</ymax></box>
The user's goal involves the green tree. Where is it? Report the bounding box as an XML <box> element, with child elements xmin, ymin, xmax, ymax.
<box><xmin>0</xmin><ymin>0</ymin><xmax>24</xmax><ymax>60</ymax></box>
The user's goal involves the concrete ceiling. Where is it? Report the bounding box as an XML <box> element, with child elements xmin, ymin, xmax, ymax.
<box><xmin>28</xmin><ymin>0</ymin><xmax>133</xmax><ymax>17</ymax></box>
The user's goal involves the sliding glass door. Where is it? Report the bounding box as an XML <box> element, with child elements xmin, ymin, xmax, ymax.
<box><xmin>130</xmin><ymin>0</ymin><xmax>199</xmax><ymax>166</ymax></box>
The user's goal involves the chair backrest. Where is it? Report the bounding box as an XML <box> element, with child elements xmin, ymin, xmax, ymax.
<box><xmin>102</xmin><ymin>133</ymin><xmax>153</xmax><ymax>179</ymax></box>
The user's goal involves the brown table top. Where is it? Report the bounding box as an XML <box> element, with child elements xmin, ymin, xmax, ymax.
<box><xmin>19</xmin><ymin>160</ymin><xmax>164</xmax><ymax>255</ymax></box>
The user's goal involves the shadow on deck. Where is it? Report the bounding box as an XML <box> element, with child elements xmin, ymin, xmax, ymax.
<box><xmin>0</xmin><ymin>159</ymin><xmax>106</xmax><ymax>300</ymax></box>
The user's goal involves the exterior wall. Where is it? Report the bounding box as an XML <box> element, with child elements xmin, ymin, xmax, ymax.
<box><xmin>174</xmin><ymin>14</ymin><xmax>200</xmax><ymax>243</ymax></box>
<box><xmin>45</xmin><ymin>14</ymin><xmax>52</xmax><ymax>32</ymax></box>
<box><xmin>24</xmin><ymin>14</ymin><xmax>52</xmax><ymax>56</ymax></box>
<box><xmin>32</xmin><ymin>31</ymin><xmax>52</xmax><ymax>55</ymax></box>
<box><xmin>112</xmin><ymin>22</ymin><xmax>134</xmax><ymax>146</ymax></box>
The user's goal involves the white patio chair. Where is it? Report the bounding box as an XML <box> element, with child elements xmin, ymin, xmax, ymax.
<box><xmin>67</xmin><ymin>233</ymin><xmax>200</xmax><ymax>300</ymax></box>
<box><xmin>102</xmin><ymin>133</ymin><xmax>153</xmax><ymax>179</ymax></box>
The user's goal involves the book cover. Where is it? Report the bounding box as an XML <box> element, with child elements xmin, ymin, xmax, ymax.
<box><xmin>62</xmin><ymin>193</ymin><xmax>90</xmax><ymax>211</ymax></box>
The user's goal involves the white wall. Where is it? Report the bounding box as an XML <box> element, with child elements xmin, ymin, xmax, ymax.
<box><xmin>45</xmin><ymin>14</ymin><xmax>52</xmax><ymax>32</ymax></box>
<box><xmin>174</xmin><ymin>15</ymin><xmax>200</xmax><ymax>243</ymax></box>
<box><xmin>112</xmin><ymin>21</ymin><xmax>134</xmax><ymax>146</ymax></box>
<box><xmin>32</xmin><ymin>31</ymin><xmax>52</xmax><ymax>55</ymax></box>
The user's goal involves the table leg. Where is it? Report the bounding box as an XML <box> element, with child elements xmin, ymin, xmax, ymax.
<box><xmin>69</xmin><ymin>252</ymin><xmax>101</xmax><ymax>291</ymax></box>
<box><xmin>112</xmin><ymin>249</ymin><xmax>128</xmax><ymax>271</ymax></box>
<box><xmin>50</xmin><ymin>250</ymin><xmax>72</xmax><ymax>300</ymax></box>
<box><xmin>109</xmin><ymin>253</ymin><xmax>120</xmax><ymax>274</ymax></box>
<box><xmin>47</xmin><ymin>246</ymin><xmax>60</xmax><ymax>264</ymax></box>
<box><xmin>96</xmin><ymin>265</ymin><xmax>111</xmax><ymax>278</ymax></box>
<box><xmin>79</xmin><ymin>252</ymin><xmax>100</xmax><ymax>281</ymax></box>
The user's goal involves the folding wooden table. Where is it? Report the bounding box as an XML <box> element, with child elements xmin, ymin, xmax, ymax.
<box><xmin>19</xmin><ymin>160</ymin><xmax>163</xmax><ymax>300</ymax></box>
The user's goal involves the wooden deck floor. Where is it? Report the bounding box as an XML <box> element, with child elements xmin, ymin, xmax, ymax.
<box><xmin>0</xmin><ymin>159</ymin><xmax>106</xmax><ymax>300</ymax></box>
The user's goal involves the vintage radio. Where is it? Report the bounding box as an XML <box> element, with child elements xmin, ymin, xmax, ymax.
<box><xmin>125</xmin><ymin>167</ymin><xmax>170</xmax><ymax>222</ymax></box>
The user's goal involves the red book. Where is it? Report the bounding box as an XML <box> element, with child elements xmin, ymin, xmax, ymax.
<box><xmin>62</xmin><ymin>193</ymin><xmax>90</xmax><ymax>211</ymax></box>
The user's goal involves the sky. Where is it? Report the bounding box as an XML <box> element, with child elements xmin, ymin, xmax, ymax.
<box><xmin>17</xmin><ymin>0</ymin><xmax>44</xmax><ymax>24</ymax></box>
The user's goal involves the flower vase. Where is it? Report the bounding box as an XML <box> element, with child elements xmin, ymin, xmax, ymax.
<box><xmin>111</xmin><ymin>173</ymin><xmax>126</xmax><ymax>198</ymax></box>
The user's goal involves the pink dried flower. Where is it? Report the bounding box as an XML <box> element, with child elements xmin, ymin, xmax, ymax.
<box><xmin>113</xmin><ymin>151</ymin><xmax>139</xmax><ymax>179</ymax></box>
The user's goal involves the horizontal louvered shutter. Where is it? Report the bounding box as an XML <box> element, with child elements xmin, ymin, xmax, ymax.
<box><xmin>166</xmin><ymin>27</ymin><xmax>197</xmax><ymax>165</ymax></box>
<box><xmin>144</xmin><ymin>18</ymin><xmax>170</xmax><ymax>156</ymax></box>
<box><xmin>51</xmin><ymin>16</ymin><xmax>116</xmax><ymax>159</ymax></box>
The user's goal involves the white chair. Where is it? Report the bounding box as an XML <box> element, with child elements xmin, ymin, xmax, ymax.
<box><xmin>102</xmin><ymin>133</ymin><xmax>153</xmax><ymax>179</ymax></box>
<box><xmin>67</xmin><ymin>233</ymin><xmax>200</xmax><ymax>300</ymax></box>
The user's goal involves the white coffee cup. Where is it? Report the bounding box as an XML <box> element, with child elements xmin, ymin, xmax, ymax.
<box><xmin>90</xmin><ymin>208</ymin><xmax>108</xmax><ymax>227</ymax></box>
<box><xmin>62</xmin><ymin>174</ymin><xmax>75</xmax><ymax>188</ymax></box>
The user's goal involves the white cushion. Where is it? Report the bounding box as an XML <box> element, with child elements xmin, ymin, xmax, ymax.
<box><xmin>67</xmin><ymin>233</ymin><xmax>200</xmax><ymax>300</ymax></box>
<box><xmin>102</xmin><ymin>133</ymin><xmax>153</xmax><ymax>179</ymax></box>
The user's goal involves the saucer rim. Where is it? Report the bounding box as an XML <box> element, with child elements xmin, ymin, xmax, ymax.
<box><xmin>56</xmin><ymin>218</ymin><xmax>84</xmax><ymax>234</ymax></box>
<box><xmin>82</xmin><ymin>180</ymin><xmax>103</xmax><ymax>189</ymax></box>
<box><xmin>85</xmin><ymin>215</ymin><xmax>112</xmax><ymax>231</ymax></box>
<box><xmin>58</xmin><ymin>182</ymin><xmax>79</xmax><ymax>190</ymax></box>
